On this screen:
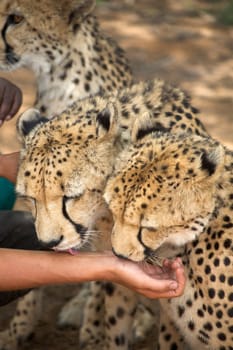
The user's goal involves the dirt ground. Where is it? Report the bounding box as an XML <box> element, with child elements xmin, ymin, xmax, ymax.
<box><xmin>0</xmin><ymin>1</ymin><xmax>232</xmax><ymax>349</ymax></box>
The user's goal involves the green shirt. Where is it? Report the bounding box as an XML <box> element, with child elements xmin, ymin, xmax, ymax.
<box><xmin>0</xmin><ymin>177</ymin><xmax>16</xmax><ymax>210</ymax></box>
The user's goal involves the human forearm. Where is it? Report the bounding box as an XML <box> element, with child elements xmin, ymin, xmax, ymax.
<box><xmin>0</xmin><ymin>249</ymin><xmax>113</xmax><ymax>291</ymax></box>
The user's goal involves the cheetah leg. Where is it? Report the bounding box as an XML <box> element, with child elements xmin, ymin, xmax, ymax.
<box><xmin>0</xmin><ymin>289</ymin><xmax>42</xmax><ymax>350</ymax></box>
<box><xmin>57</xmin><ymin>283</ymin><xmax>91</xmax><ymax>329</ymax></box>
<box><xmin>132</xmin><ymin>297</ymin><xmax>159</xmax><ymax>342</ymax></box>
<box><xmin>79</xmin><ymin>282</ymin><xmax>138</xmax><ymax>350</ymax></box>
<box><xmin>77</xmin><ymin>284</ymin><xmax>157</xmax><ymax>349</ymax></box>
<box><xmin>158</xmin><ymin>308</ymin><xmax>186</xmax><ymax>350</ymax></box>
<box><xmin>79</xmin><ymin>281</ymin><xmax>106</xmax><ymax>349</ymax></box>
<box><xmin>104</xmin><ymin>283</ymin><xmax>138</xmax><ymax>350</ymax></box>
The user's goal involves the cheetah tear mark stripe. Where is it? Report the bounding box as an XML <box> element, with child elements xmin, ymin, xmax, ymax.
<box><xmin>62</xmin><ymin>196</ymin><xmax>87</xmax><ymax>237</ymax></box>
<box><xmin>137</xmin><ymin>227</ymin><xmax>153</xmax><ymax>256</ymax></box>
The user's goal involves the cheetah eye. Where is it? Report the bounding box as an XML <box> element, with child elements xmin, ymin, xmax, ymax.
<box><xmin>141</xmin><ymin>226</ymin><xmax>157</xmax><ymax>232</ymax></box>
<box><xmin>8</xmin><ymin>14</ymin><xmax>24</xmax><ymax>26</ymax></box>
<box><xmin>63</xmin><ymin>194</ymin><xmax>83</xmax><ymax>202</ymax></box>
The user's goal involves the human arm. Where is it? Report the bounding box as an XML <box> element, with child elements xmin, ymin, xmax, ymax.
<box><xmin>0</xmin><ymin>249</ymin><xmax>185</xmax><ymax>299</ymax></box>
<box><xmin>0</xmin><ymin>152</ymin><xmax>20</xmax><ymax>183</ymax></box>
<box><xmin>0</xmin><ymin>78</ymin><xmax>22</xmax><ymax>126</ymax></box>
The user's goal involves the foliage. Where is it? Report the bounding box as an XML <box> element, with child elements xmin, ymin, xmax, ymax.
<box><xmin>217</xmin><ymin>0</ymin><xmax>233</xmax><ymax>26</ymax></box>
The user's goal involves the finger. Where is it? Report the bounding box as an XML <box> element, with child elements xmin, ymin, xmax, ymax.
<box><xmin>137</xmin><ymin>279</ymin><xmax>179</xmax><ymax>299</ymax></box>
<box><xmin>163</xmin><ymin>258</ymin><xmax>181</xmax><ymax>269</ymax></box>
<box><xmin>138</xmin><ymin>273</ymin><xmax>185</xmax><ymax>299</ymax></box>
<box><xmin>173</xmin><ymin>264</ymin><xmax>186</xmax><ymax>296</ymax></box>
<box><xmin>0</xmin><ymin>87</ymin><xmax>13</xmax><ymax>123</ymax></box>
<box><xmin>164</xmin><ymin>258</ymin><xmax>185</xmax><ymax>293</ymax></box>
<box><xmin>162</xmin><ymin>258</ymin><xmax>183</xmax><ymax>276</ymax></box>
<box><xmin>6</xmin><ymin>90</ymin><xmax>22</xmax><ymax>119</ymax></box>
<box><xmin>0</xmin><ymin>83</ymin><xmax>22</xmax><ymax>124</ymax></box>
<box><xmin>171</xmin><ymin>257</ymin><xmax>183</xmax><ymax>269</ymax></box>
<box><xmin>0</xmin><ymin>86</ymin><xmax>6</xmax><ymax>125</ymax></box>
<box><xmin>146</xmin><ymin>261</ymin><xmax>185</xmax><ymax>299</ymax></box>
<box><xmin>146</xmin><ymin>277</ymin><xmax>179</xmax><ymax>293</ymax></box>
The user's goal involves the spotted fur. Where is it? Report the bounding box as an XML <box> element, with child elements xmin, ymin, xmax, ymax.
<box><xmin>16</xmin><ymin>78</ymin><xmax>208</xmax><ymax>349</ymax></box>
<box><xmin>0</xmin><ymin>0</ymin><xmax>132</xmax><ymax>349</ymax></box>
<box><xmin>16</xmin><ymin>79</ymin><xmax>207</xmax><ymax>250</ymax></box>
<box><xmin>105</xmin><ymin>132</ymin><xmax>233</xmax><ymax>350</ymax></box>
<box><xmin>0</xmin><ymin>0</ymin><xmax>131</xmax><ymax>116</ymax></box>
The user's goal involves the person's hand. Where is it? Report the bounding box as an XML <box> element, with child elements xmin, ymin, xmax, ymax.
<box><xmin>0</xmin><ymin>78</ymin><xmax>22</xmax><ymax>126</ymax></box>
<box><xmin>112</xmin><ymin>255</ymin><xmax>185</xmax><ymax>299</ymax></box>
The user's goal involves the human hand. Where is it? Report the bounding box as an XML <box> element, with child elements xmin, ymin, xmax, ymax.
<box><xmin>112</xmin><ymin>255</ymin><xmax>185</xmax><ymax>299</ymax></box>
<box><xmin>0</xmin><ymin>78</ymin><xmax>22</xmax><ymax>126</ymax></box>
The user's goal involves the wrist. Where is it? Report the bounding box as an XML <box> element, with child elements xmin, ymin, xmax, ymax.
<box><xmin>80</xmin><ymin>251</ymin><xmax>119</xmax><ymax>282</ymax></box>
<box><xmin>96</xmin><ymin>251</ymin><xmax>123</xmax><ymax>283</ymax></box>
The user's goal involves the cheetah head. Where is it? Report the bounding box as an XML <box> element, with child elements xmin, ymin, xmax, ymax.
<box><xmin>104</xmin><ymin>133</ymin><xmax>225</xmax><ymax>262</ymax></box>
<box><xmin>0</xmin><ymin>0</ymin><xmax>95</xmax><ymax>71</ymax></box>
<box><xmin>16</xmin><ymin>100</ymin><xmax>121</xmax><ymax>251</ymax></box>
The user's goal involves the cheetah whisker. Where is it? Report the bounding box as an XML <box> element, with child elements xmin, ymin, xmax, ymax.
<box><xmin>146</xmin><ymin>253</ymin><xmax>164</xmax><ymax>267</ymax></box>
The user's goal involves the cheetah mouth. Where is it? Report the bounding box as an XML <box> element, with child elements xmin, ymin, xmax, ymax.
<box><xmin>52</xmin><ymin>241</ymin><xmax>81</xmax><ymax>255</ymax></box>
<box><xmin>65</xmin><ymin>248</ymin><xmax>79</xmax><ymax>255</ymax></box>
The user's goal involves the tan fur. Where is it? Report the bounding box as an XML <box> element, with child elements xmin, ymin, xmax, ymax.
<box><xmin>16</xmin><ymin>79</ymin><xmax>208</xmax><ymax>250</ymax></box>
<box><xmin>0</xmin><ymin>0</ymin><xmax>132</xmax><ymax>115</ymax></box>
<box><xmin>105</xmin><ymin>132</ymin><xmax>233</xmax><ymax>349</ymax></box>
<box><xmin>105</xmin><ymin>134</ymin><xmax>224</xmax><ymax>260</ymax></box>
<box><xmin>0</xmin><ymin>1</ymin><xmax>133</xmax><ymax>349</ymax></box>
<box><xmin>14</xmin><ymin>79</ymin><xmax>210</xmax><ymax>349</ymax></box>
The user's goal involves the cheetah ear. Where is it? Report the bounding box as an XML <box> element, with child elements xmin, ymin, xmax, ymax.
<box><xmin>67</xmin><ymin>0</ymin><xmax>96</xmax><ymax>24</ymax></box>
<box><xmin>17</xmin><ymin>108</ymin><xmax>49</xmax><ymax>141</ymax></box>
<box><xmin>95</xmin><ymin>102</ymin><xmax>119</xmax><ymax>140</ymax></box>
<box><xmin>199</xmin><ymin>145</ymin><xmax>225</xmax><ymax>179</ymax></box>
<box><xmin>131</xmin><ymin>112</ymin><xmax>170</xmax><ymax>143</ymax></box>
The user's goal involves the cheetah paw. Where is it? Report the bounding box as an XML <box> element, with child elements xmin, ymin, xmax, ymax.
<box><xmin>57</xmin><ymin>286</ymin><xmax>90</xmax><ymax>329</ymax></box>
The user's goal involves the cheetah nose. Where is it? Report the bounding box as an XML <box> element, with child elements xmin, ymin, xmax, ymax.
<box><xmin>38</xmin><ymin>235</ymin><xmax>64</xmax><ymax>250</ymax></box>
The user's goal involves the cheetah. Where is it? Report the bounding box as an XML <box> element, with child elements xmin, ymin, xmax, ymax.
<box><xmin>104</xmin><ymin>131</ymin><xmax>233</xmax><ymax>349</ymax></box>
<box><xmin>0</xmin><ymin>0</ymin><xmax>131</xmax><ymax>115</ymax></box>
<box><xmin>0</xmin><ymin>0</ymin><xmax>132</xmax><ymax>348</ymax></box>
<box><xmin>16</xmin><ymin>78</ymin><xmax>209</xmax><ymax>348</ymax></box>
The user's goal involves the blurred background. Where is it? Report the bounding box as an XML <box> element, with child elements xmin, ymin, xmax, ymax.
<box><xmin>0</xmin><ymin>1</ymin><xmax>232</xmax><ymax>349</ymax></box>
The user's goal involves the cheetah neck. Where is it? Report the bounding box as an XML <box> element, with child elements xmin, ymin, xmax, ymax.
<box><xmin>28</xmin><ymin>16</ymin><xmax>130</xmax><ymax>116</ymax></box>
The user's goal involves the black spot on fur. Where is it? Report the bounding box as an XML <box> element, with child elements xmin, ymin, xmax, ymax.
<box><xmin>104</xmin><ymin>282</ymin><xmax>115</xmax><ymax>296</ymax></box>
<box><xmin>177</xmin><ymin>306</ymin><xmax>185</xmax><ymax>317</ymax></box>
